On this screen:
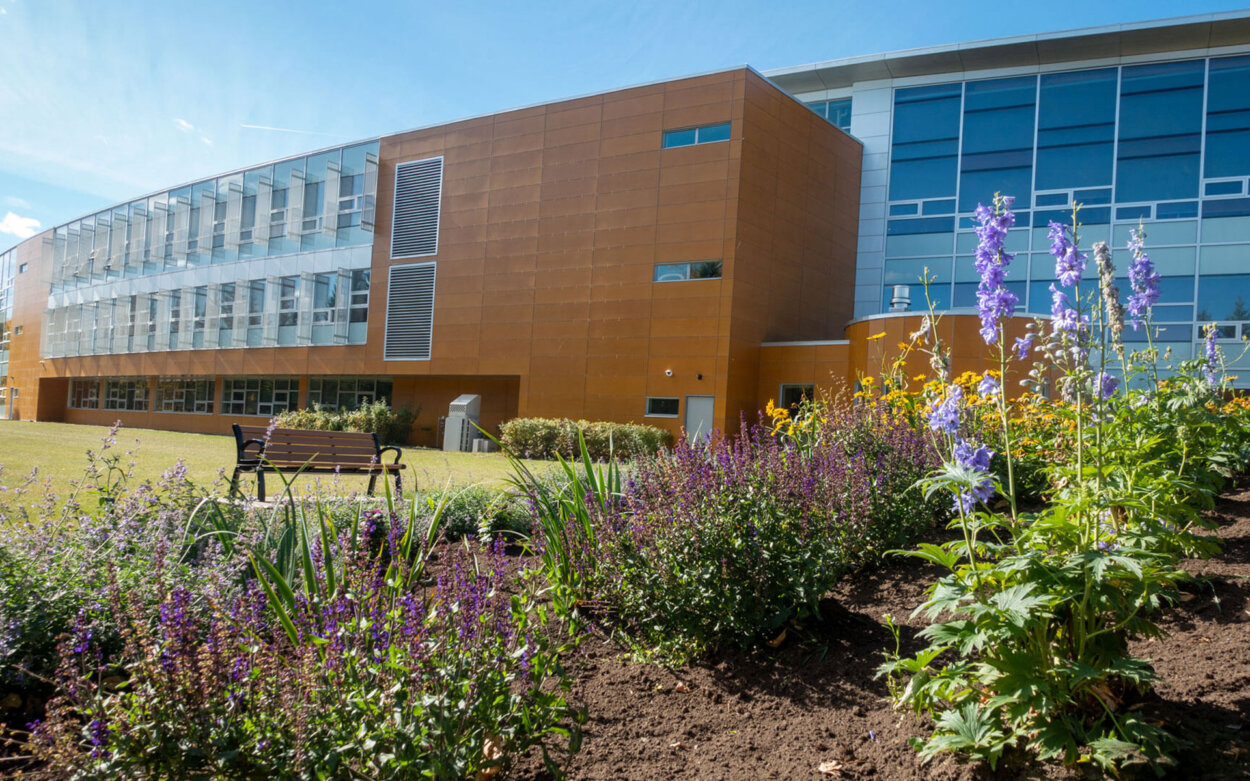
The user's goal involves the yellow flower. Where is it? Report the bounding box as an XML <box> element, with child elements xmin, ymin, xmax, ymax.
<box><xmin>866</xmin><ymin>332</ymin><xmax>885</xmax><ymax>341</ymax></box>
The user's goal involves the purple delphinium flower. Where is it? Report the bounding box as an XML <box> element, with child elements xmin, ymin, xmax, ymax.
<box><xmin>973</xmin><ymin>196</ymin><xmax>1019</xmax><ymax>344</ymax></box>
<box><xmin>952</xmin><ymin>440</ymin><xmax>995</xmax><ymax>513</ymax></box>
<box><xmin>1204</xmin><ymin>325</ymin><xmax>1220</xmax><ymax>386</ymax></box>
<box><xmin>1013</xmin><ymin>333</ymin><xmax>1034</xmax><ymax>361</ymax></box>
<box><xmin>1049</xmin><ymin>221</ymin><xmax>1087</xmax><ymax>288</ymax></box>
<box><xmin>1050</xmin><ymin>284</ymin><xmax>1085</xmax><ymax>337</ymax></box>
<box><xmin>1096</xmin><ymin>372</ymin><xmax>1119</xmax><ymax>400</ymax></box>
<box><xmin>926</xmin><ymin>385</ymin><xmax>963</xmax><ymax>436</ymax></box>
<box><xmin>1126</xmin><ymin>226</ymin><xmax>1159</xmax><ymax>330</ymax></box>
<box><xmin>977</xmin><ymin>374</ymin><xmax>1000</xmax><ymax>397</ymax></box>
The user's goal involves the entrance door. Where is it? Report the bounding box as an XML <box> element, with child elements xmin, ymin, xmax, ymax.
<box><xmin>684</xmin><ymin>395</ymin><xmax>715</xmax><ymax>444</ymax></box>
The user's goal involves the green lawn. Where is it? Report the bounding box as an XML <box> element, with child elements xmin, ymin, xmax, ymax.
<box><xmin>0</xmin><ymin>420</ymin><xmax>538</xmax><ymax>503</ymax></box>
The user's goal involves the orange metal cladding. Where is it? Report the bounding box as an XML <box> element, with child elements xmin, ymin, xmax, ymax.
<box><xmin>756</xmin><ymin>313</ymin><xmax>1047</xmax><ymax>406</ymax></box>
<box><xmin>8</xmin><ymin>68</ymin><xmax>861</xmax><ymax>444</ymax></box>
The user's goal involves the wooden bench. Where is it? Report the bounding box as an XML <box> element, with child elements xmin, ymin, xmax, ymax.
<box><xmin>230</xmin><ymin>424</ymin><xmax>405</xmax><ymax>501</ymax></box>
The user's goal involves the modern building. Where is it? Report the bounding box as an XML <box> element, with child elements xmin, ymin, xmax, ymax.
<box><xmin>1</xmin><ymin>11</ymin><xmax>1247</xmax><ymax>445</ymax></box>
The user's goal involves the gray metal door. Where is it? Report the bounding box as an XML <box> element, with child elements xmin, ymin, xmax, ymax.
<box><xmin>684</xmin><ymin>395</ymin><xmax>715</xmax><ymax>444</ymax></box>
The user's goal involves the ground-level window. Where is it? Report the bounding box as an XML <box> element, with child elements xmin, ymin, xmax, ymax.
<box><xmin>221</xmin><ymin>377</ymin><xmax>298</xmax><ymax>416</ymax></box>
<box><xmin>653</xmin><ymin>260</ymin><xmax>722</xmax><ymax>282</ymax></box>
<box><xmin>779</xmin><ymin>384</ymin><xmax>815</xmax><ymax>412</ymax></box>
<box><xmin>645</xmin><ymin>397</ymin><xmax>680</xmax><ymax>417</ymax></box>
<box><xmin>307</xmin><ymin>377</ymin><xmax>392</xmax><ymax>410</ymax></box>
<box><xmin>68</xmin><ymin>379</ymin><xmax>99</xmax><ymax>409</ymax></box>
<box><xmin>155</xmin><ymin>378</ymin><xmax>215</xmax><ymax>414</ymax></box>
<box><xmin>103</xmin><ymin>379</ymin><xmax>148</xmax><ymax>411</ymax></box>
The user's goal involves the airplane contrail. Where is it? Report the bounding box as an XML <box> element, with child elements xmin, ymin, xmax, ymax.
<box><xmin>240</xmin><ymin>124</ymin><xmax>334</xmax><ymax>136</ymax></box>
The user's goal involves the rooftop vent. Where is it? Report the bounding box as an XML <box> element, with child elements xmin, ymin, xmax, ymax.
<box><xmin>890</xmin><ymin>284</ymin><xmax>912</xmax><ymax>312</ymax></box>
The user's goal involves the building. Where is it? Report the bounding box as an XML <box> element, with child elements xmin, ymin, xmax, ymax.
<box><xmin>1</xmin><ymin>12</ymin><xmax>1246</xmax><ymax>445</ymax></box>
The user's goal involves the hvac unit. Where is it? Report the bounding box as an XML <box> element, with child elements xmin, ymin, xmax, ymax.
<box><xmin>442</xmin><ymin>394</ymin><xmax>482</xmax><ymax>452</ymax></box>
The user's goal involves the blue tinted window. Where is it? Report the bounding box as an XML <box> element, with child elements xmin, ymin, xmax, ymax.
<box><xmin>1123</xmin><ymin>323</ymin><xmax>1191</xmax><ymax>342</ymax></box>
<box><xmin>1157</xmin><ymin>275</ymin><xmax>1195</xmax><ymax>304</ymax></box>
<box><xmin>1033</xmin><ymin>207</ymin><xmax>1109</xmax><ymax>227</ymax></box>
<box><xmin>890</xmin><ymin>84</ymin><xmax>961</xmax><ymax>201</ymax></box>
<box><xmin>887</xmin><ymin>216</ymin><xmax>955</xmax><ymax>235</ymax></box>
<box><xmin>827</xmin><ymin>98</ymin><xmax>852</xmax><ymax>131</ymax></box>
<box><xmin>923</xmin><ymin>199</ymin><xmax>956</xmax><ymax>215</ymax></box>
<box><xmin>696</xmin><ymin>122</ymin><xmax>731</xmax><ymax>143</ymax></box>
<box><xmin>1198</xmin><ymin>274</ymin><xmax>1250</xmax><ymax>320</ymax></box>
<box><xmin>1156</xmin><ymin>201</ymin><xmax>1198</xmax><ymax>220</ymax></box>
<box><xmin>1035</xmin><ymin>193</ymin><xmax>1069</xmax><ymax>207</ymax></box>
<box><xmin>1202</xmin><ymin>198</ymin><xmax>1250</xmax><ymax>218</ymax></box>
<box><xmin>1026</xmin><ymin>280</ymin><xmax>1069</xmax><ymax>314</ymax></box>
<box><xmin>889</xmin><ymin>203</ymin><xmax>919</xmax><ymax>216</ymax></box>
<box><xmin>1116</xmin><ymin>206</ymin><xmax>1152</xmax><ymax>220</ymax></box>
<box><xmin>1205</xmin><ymin>181</ymin><xmax>1244</xmax><ymax>196</ymax></box>
<box><xmin>953</xmin><ymin>280</ymin><xmax>1025</xmax><ymax>308</ymax></box>
<box><xmin>1074</xmin><ymin>188</ymin><xmax>1112</xmax><ymax>205</ymax></box>
<box><xmin>1037</xmin><ymin>69</ymin><xmax>1117</xmax><ymax>190</ymax></box>
<box><xmin>959</xmin><ymin>76</ymin><xmax>1036</xmax><ymax>212</ymax></box>
<box><xmin>1206</xmin><ymin>55</ymin><xmax>1250</xmax><ymax>178</ymax></box>
<box><xmin>1116</xmin><ymin>61</ymin><xmax>1203</xmax><ymax>202</ymax></box>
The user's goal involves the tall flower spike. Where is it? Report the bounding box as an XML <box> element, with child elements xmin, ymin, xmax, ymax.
<box><xmin>1093</xmin><ymin>242</ymin><xmax>1124</xmax><ymax>352</ymax></box>
<box><xmin>1126</xmin><ymin>225</ymin><xmax>1159</xmax><ymax>330</ymax></box>
<box><xmin>1048</xmin><ymin>221</ymin><xmax>1087</xmax><ymax>288</ymax></box>
<box><xmin>973</xmin><ymin>194</ymin><xmax>1019</xmax><ymax>345</ymax></box>
<box><xmin>1203</xmin><ymin>324</ymin><xmax>1220</xmax><ymax>387</ymax></box>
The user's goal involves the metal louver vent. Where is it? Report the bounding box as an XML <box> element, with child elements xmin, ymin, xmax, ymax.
<box><xmin>390</xmin><ymin>157</ymin><xmax>443</xmax><ymax>258</ymax></box>
<box><xmin>384</xmin><ymin>262</ymin><xmax>436</xmax><ymax>360</ymax></box>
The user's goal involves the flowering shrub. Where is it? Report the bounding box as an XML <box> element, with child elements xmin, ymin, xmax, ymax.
<box><xmin>273</xmin><ymin>400</ymin><xmax>418</xmax><ymax>444</ymax></box>
<box><xmin>879</xmin><ymin>196</ymin><xmax>1250</xmax><ymax>771</ymax></box>
<box><xmin>499</xmin><ymin>417</ymin><xmax>671</xmax><ymax>461</ymax></box>
<box><xmin>510</xmin><ymin>406</ymin><xmax>942</xmax><ymax>661</ymax></box>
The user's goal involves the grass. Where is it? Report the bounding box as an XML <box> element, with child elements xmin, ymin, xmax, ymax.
<box><xmin>0</xmin><ymin>420</ymin><xmax>542</xmax><ymax>507</ymax></box>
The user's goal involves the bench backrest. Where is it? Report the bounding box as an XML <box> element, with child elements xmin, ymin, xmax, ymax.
<box><xmin>234</xmin><ymin>425</ymin><xmax>382</xmax><ymax>468</ymax></box>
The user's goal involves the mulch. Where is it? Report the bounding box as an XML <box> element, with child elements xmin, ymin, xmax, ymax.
<box><xmin>515</xmin><ymin>484</ymin><xmax>1250</xmax><ymax>780</ymax></box>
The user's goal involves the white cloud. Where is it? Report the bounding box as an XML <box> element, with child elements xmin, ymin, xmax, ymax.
<box><xmin>172</xmin><ymin>117</ymin><xmax>194</xmax><ymax>133</ymax></box>
<box><xmin>199</xmin><ymin>136</ymin><xmax>212</xmax><ymax>146</ymax></box>
<box><xmin>3</xmin><ymin>196</ymin><xmax>30</xmax><ymax>209</ymax></box>
<box><xmin>0</xmin><ymin>211</ymin><xmax>41</xmax><ymax>239</ymax></box>
<box><xmin>0</xmin><ymin>9</ymin><xmax>8</xmax><ymax>15</ymax></box>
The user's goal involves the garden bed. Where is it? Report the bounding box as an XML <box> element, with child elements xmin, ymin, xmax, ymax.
<box><xmin>515</xmin><ymin>482</ymin><xmax>1250</xmax><ymax>780</ymax></box>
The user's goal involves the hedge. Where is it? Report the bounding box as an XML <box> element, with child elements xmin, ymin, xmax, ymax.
<box><xmin>273</xmin><ymin>401</ymin><xmax>419</xmax><ymax>445</ymax></box>
<box><xmin>498</xmin><ymin>417</ymin><xmax>672</xmax><ymax>461</ymax></box>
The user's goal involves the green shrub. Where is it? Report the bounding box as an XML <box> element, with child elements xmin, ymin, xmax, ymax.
<box><xmin>274</xmin><ymin>400</ymin><xmax>418</xmax><ymax>444</ymax></box>
<box><xmin>417</xmin><ymin>484</ymin><xmax>533</xmax><ymax>541</ymax></box>
<box><xmin>499</xmin><ymin>417</ymin><xmax>670</xmax><ymax>461</ymax></box>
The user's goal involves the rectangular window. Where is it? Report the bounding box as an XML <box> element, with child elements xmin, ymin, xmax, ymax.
<box><xmin>17</xmin><ymin>263</ymin><xmax>26</xmax><ymax>273</ymax></box>
<box><xmin>889</xmin><ymin>83</ymin><xmax>962</xmax><ymax>201</ymax></box>
<box><xmin>1206</xmin><ymin>54</ymin><xmax>1250</xmax><ymax>179</ymax></box>
<box><xmin>169</xmin><ymin>290</ymin><xmax>181</xmax><ymax>342</ymax></box>
<box><xmin>1036</xmin><ymin>69</ymin><xmax>1117</xmax><ymax>190</ymax></box>
<box><xmin>653</xmin><ymin>260</ymin><xmax>723</xmax><ymax>282</ymax></box>
<box><xmin>221</xmin><ymin>377</ymin><xmax>299</xmax><ymax>416</ymax></box>
<box><xmin>349</xmin><ymin>269</ymin><xmax>370</xmax><ymax>323</ymax></box>
<box><xmin>103</xmin><ymin>379</ymin><xmax>148</xmax><ymax>411</ymax></box>
<box><xmin>13</xmin><ymin>326</ymin><xmax>22</xmax><ymax>336</ymax></box>
<box><xmin>312</xmin><ymin>272</ymin><xmax>337</xmax><ymax>323</ymax></box>
<box><xmin>278</xmin><ymin>276</ymin><xmax>299</xmax><ymax>326</ymax></box>
<box><xmin>155</xmin><ymin>378</ymin><xmax>215</xmax><ymax>413</ymax></box>
<box><xmin>68</xmin><ymin>379</ymin><xmax>99</xmax><ymax>409</ymax></box>
<box><xmin>959</xmin><ymin>75</ymin><xmax>1036</xmax><ymax>213</ymax></box>
<box><xmin>661</xmin><ymin>122</ymin><xmax>731</xmax><ymax>148</ymax></box>
<box><xmin>779</xmin><ymin>384</ymin><xmax>815</xmax><ymax>411</ymax></box>
<box><xmin>219</xmin><ymin>283</ymin><xmax>235</xmax><ymax>333</ymax></box>
<box><xmin>645</xmin><ymin>397</ymin><xmax>680</xmax><ymax>417</ymax></box>
<box><xmin>307</xmin><ymin>377</ymin><xmax>393</xmax><ymax>410</ymax></box>
<box><xmin>247</xmin><ymin>280</ymin><xmax>265</xmax><ymax>327</ymax></box>
<box><xmin>1117</xmin><ymin>60</ymin><xmax>1204</xmax><ymax>202</ymax></box>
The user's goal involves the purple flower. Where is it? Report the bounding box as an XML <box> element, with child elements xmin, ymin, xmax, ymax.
<box><xmin>1204</xmin><ymin>325</ymin><xmax>1220</xmax><ymax>386</ymax></box>
<box><xmin>1013</xmin><ymin>333</ymin><xmax>1034</xmax><ymax>361</ymax></box>
<box><xmin>952</xmin><ymin>440</ymin><xmax>995</xmax><ymax>513</ymax></box>
<box><xmin>1096</xmin><ymin>372</ymin><xmax>1119</xmax><ymax>400</ymax></box>
<box><xmin>926</xmin><ymin>385</ymin><xmax>963</xmax><ymax>436</ymax></box>
<box><xmin>1048</xmin><ymin>221</ymin><xmax>1087</xmax><ymax>288</ymax></box>
<box><xmin>973</xmin><ymin>196</ymin><xmax>1019</xmax><ymax>344</ymax></box>
<box><xmin>977</xmin><ymin>374</ymin><xmax>1000</xmax><ymax>397</ymax></box>
<box><xmin>1050</xmin><ymin>284</ymin><xmax>1085</xmax><ymax>337</ymax></box>
<box><xmin>1126</xmin><ymin>227</ymin><xmax>1159</xmax><ymax>330</ymax></box>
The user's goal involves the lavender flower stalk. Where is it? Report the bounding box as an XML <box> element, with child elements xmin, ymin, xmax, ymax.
<box><xmin>1126</xmin><ymin>225</ymin><xmax>1159</xmax><ymax>331</ymax></box>
<box><xmin>973</xmin><ymin>195</ymin><xmax>1019</xmax><ymax>345</ymax></box>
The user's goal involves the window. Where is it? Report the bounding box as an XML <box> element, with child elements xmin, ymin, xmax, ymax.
<box><xmin>1116</xmin><ymin>60</ymin><xmax>1204</xmax><ymax>202</ymax></box>
<box><xmin>302</xmin><ymin>180</ymin><xmax>324</xmax><ymax>233</ymax></box>
<box><xmin>219</xmin><ymin>283</ymin><xmax>235</xmax><ymax>334</ymax></box>
<box><xmin>338</xmin><ymin>174</ymin><xmax>364</xmax><ymax>228</ymax></box>
<box><xmin>1206</xmin><ymin>54</ymin><xmax>1250</xmax><ymax>179</ymax></box>
<box><xmin>1198</xmin><ymin>274</ymin><xmax>1250</xmax><ymax>321</ymax></box>
<box><xmin>653</xmin><ymin>260</ymin><xmax>722</xmax><ymax>282</ymax></box>
<box><xmin>221</xmin><ymin>377</ymin><xmax>298</xmax><ymax>416</ymax></box>
<box><xmin>807</xmin><ymin>99</ymin><xmax>852</xmax><ymax>132</ymax></box>
<box><xmin>958</xmin><ymin>76</ymin><xmax>1036</xmax><ymax>212</ymax></box>
<box><xmin>349</xmin><ymin>270</ymin><xmax>369</xmax><ymax>323</ymax></box>
<box><xmin>889</xmin><ymin>83</ymin><xmax>961</xmax><ymax>201</ymax></box>
<box><xmin>269</xmin><ymin>188</ymin><xmax>288</xmax><ymax>238</ymax></box>
<box><xmin>155</xmin><ymin>378</ymin><xmax>215</xmax><ymax>413</ymax></box>
<box><xmin>248</xmin><ymin>280</ymin><xmax>265</xmax><ymax>327</ymax></box>
<box><xmin>307</xmin><ymin>377</ymin><xmax>393</xmax><ymax>410</ymax></box>
<box><xmin>779</xmin><ymin>384</ymin><xmax>815</xmax><ymax>412</ymax></box>
<box><xmin>1036</xmin><ymin>69</ymin><xmax>1117</xmax><ymax>190</ymax></box>
<box><xmin>278</xmin><ymin>276</ymin><xmax>299</xmax><ymax>326</ymax></box>
<box><xmin>13</xmin><ymin>326</ymin><xmax>22</xmax><ymax>336</ymax></box>
<box><xmin>103</xmin><ymin>379</ymin><xmax>148</xmax><ymax>411</ymax></box>
<box><xmin>645</xmin><ymin>397</ymin><xmax>680</xmax><ymax>417</ymax></box>
<box><xmin>17</xmin><ymin>263</ymin><xmax>26</xmax><ymax>274</ymax></box>
<box><xmin>68</xmin><ymin>379</ymin><xmax>99</xmax><ymax>409</ymax></box>
<box><xmin>192</xmin><ymin>286</ymin><xmax>207</xmax><ymax>347</ymax></box>
<box><xmin>312</xmin><ymin>273</ymin><xmax>337</xmax><ymax>324</ymax></box>
<box><xmin>169</xmin><ymin>290</ymin><xmax>181</xmax><ymax>344</ymax></box>
<box><xmin>661</xmin><ymin>122</ymin><xmax>731</xmax><ymax>148</ymax></box>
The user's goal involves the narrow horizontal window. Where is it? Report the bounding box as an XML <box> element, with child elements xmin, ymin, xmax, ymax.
<box><xmin>653</xmin><ymin>260</ymin><xmax>722</xmax><ymax>282</ymax></box>
<box><xmin>661</xmin><ymin>122</ymin><xmax>731</xmax><ymax>149</ymax></box>
<box><xmin>645</xmin><ymin>397</ymin><xmax>680</xmax><ymax>417</ymax></box>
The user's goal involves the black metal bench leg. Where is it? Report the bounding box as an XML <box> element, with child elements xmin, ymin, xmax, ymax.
<box><xmin>394</xmin><ymin>473</ymin><xmax>402</xmax><ymax>496</ymax></box>
<box><xmin>230</xmin><ymin>467</ymin><xmax>242</xmax><ymax>498</ymax></box>
<box><xmin>367</xmin><ymin>473</ymin><xmax>378</xmax><ymax>496</ymax></box>
<box><xmin>257</xmin><ymin>470</ymin><xmax>266</xmax><ymax>503</ymax></box>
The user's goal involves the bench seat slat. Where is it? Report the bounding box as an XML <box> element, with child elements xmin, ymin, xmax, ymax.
<box><xmin>231</xmin><ymin>424</ymin><xmax>406</xmax><ymax>501</ymax></box>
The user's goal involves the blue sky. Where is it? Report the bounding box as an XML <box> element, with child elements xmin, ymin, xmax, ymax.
<box><xmin>1</xmin><ymin>0</ymin><xmax>1247</xmax><ymax>251</ymax></box>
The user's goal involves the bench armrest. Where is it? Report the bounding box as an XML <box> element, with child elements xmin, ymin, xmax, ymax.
<box><xmin>238</xmin><ymin>438</ymin><xmax>266</xmax><ymax>462</ymax></box>
<box><xmin>378</xmin><ymin>445</ymin><xmax>403</xmax><ymax>465</ymax></box>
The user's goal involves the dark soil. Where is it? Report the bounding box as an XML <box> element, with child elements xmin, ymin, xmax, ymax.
<box><xmin>516</xmin><ymin>485</ymin><xmax>1250</xmax><ymax>781</ymax></box>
